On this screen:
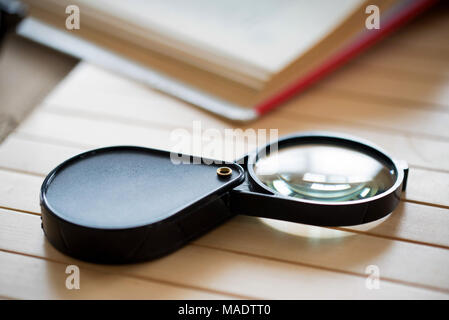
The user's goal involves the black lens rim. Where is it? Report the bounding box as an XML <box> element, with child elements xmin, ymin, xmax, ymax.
<box><xmin>243</xmin><ymin>132</ymin><xmax>407</xmax><ymax>225</ymax></box>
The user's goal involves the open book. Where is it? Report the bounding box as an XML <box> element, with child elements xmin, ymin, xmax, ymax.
<box><xmin>21</xmin><ymin>0</ymin><xmax>435</xmax><ymax>121</ymax></box>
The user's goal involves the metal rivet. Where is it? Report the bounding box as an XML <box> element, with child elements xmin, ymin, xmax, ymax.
<box><xmin>216</xmin><ymin>167</ymin><xmax>232</xmax><ymax>177</ymax></box>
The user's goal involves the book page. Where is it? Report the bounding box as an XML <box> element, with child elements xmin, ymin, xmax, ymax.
<box><xmin>78</xmin><ymin>0</ymin><xmax>364</xmax><ymax>73</ymax></box>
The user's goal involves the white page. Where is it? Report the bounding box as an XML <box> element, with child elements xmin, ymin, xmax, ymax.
<box><xmin>79</xmin><ymin>0</ymin><xmax>364</xmax><ymax>73</ymax></box>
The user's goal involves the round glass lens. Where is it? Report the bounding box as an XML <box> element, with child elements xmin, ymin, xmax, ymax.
<box><xmin>253</xmin><ymin>143</ymin><xmax>397</xmax><ymax>202</ymax></box>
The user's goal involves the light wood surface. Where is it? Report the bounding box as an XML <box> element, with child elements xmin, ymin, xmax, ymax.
<box><xmin>0</xmin><ymin>7</ymin><xmax>448</xmax><ymax>299</ymax></box>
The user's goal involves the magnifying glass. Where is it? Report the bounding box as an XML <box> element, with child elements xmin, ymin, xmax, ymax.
<box><xmin>40</xmin><ymin>132</ymin><xmax>408</xmax><ymax>263</ymax></box>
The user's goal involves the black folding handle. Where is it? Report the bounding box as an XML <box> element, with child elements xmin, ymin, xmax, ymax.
<box><xmin>229</xmin><ymin>186</ymin><xmax>402</xmax><ymax>227</ymax></box>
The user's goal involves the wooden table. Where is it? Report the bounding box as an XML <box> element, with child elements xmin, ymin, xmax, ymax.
<box><xmin>0</xmin><ymin>8</ymin><xmax>448</xmax><ymax>299</ymax></box>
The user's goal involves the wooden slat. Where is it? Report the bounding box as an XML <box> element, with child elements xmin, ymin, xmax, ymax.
<box><xmin>42</xmin><ymin>82</ymin><xmax>449</xmax><ymax>139</ymax></box>
<box><xmin>1</xmin><ymin>167</ymin><xmax>449</xmax><ymax>292</ymax></box>
<box><xmin>389</xmin><ymin>13</ymin><xmax>449</xmax><ymax>52</ymax></box>
<box><xmin>380</xmin><ymin>6</ymin><xmax>449</xmax><ymax>55</ymax></box>
<box><xmin>250</xmin><ymin>115</ymin><xmax>449</xmax><ymax>172</ymax></box>
<box><xmin>0</xmin><ymin>250</ymin><xmax>227</xmax><ymax>300</ymax></box>
<box><xmin>0</xmin><ymin>135</ymin><xmax>82</xmax><ymax>175</ymax></box>
<box><xmin>341</xmin><ymin>201</ymin><xmax>449</xmax><ymax>249</ymax></box>
<box><xmin>195</xmin><ymin>215</ymin><xmax>449</xmax><ymax>292</ymax></box>
<box><xmin>354</xmin><ymin>42</ymin><xmax>449</xmax><ymax>79</ymax></box>
<box><xmin>44</xmin><ymin>63</ymin><xmax>449</xmax><ymax>135</ymax></box>
<box><xmin>318</xmin><ymin>63</ymin><xmax>449</xmax><ymax>110</ymax></box>
<box><xmin>34</xmin><ymin>64</ymin><xmax>449</xmax><ymax>171</ymax></box>
<box><xmin>14</xmin><ymin>110</ymin><xmax>257</xmax><ymax>162</ymax></box>
<box><xmin>279</xmin><ymin>91</ymin><xmax>449</xmax><ymax>139</ymax></box>
<box><xmin>42</xmin><ymin>64</ymin><xmax>228</xmax><ymax>130</ymax></box>
<box><xmin>16</xmin><ymin>110</ymin><xmax>170</xmax><ymax>149</ymax></box>
<box><xmin>11</xmin><ymin>106</ymin><xmax>449</xmax><ymax>172</ymax></box>
<box><xmin>389</xmin><ymin>29</ymin><xmax>449</xmax><ymax>56</ymax></box>
<box><xmin>406</xmin><ymin>168</ymin><xmax>449</xmax><ymax>208</ymax></box>
<box><xmin>52</xmin><ymin>55</ymin><xmax>449</xmax><ymax>114</ymax></box>
<box><xmin>1</xmin><ymin>208</ymin><xmax>448</xmax><ymax>299</ymax></box>
<box><xmin>0</xmin><ymin>169</ymin><xmax>42</xmax><ymax>213</ymax></box>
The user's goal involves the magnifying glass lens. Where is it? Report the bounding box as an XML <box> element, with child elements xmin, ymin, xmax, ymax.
<box><xmin>254</xmin><ymin>144</ymin><xmax>397</xmax><ymax>202</ymax></box>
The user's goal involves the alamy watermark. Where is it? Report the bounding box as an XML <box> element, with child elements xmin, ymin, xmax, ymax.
<box><xmin>63</xmin><ymin>4</ymin><xmax>380</xmax><ymax>32</ymax></box>
<box><xmin>365</xmin><ymin>264</ymin><xmax>380</xmax><ymax>290</ymax></box>
<box><xmin>365</xmin><ymin>5</ymin><xmax>380</xmax><ymax>30</ymax></box>
<box><xmin>65</xmin><ymin>265</ymin><xmax>80</xmax><ymax>290</ymax></box>
<box><xmin>65</xmin><ymin>5</ymin><xmax>80</xmax><ymax>30</ymax></box>
<box><xmin>169</xmin><ymin>121</ymin><xmax>279</xmax><ymax>166</ymax></box>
